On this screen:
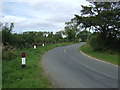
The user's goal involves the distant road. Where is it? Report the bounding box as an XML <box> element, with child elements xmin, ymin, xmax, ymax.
<box><xmin>42</xmin><ymin>42</ymin><xmax>118</xmax><ymax>88</ymax></box>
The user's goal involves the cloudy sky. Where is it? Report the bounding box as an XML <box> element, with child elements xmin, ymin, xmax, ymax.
<box><xmin>1</xmin><ymin>0</ymin><xmax>91</xmax><ymax>33</ymax></box>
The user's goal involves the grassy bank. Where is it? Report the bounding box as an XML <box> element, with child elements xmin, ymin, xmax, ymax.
<box><xmin>80</xmin><ymin>44</ymin><xmax>119</xmax><ymax>66</ymax></box>
<box><xmin>2</xmin><ymin>43</ymin><xmax>74</xmax><ymax>88</ymax></box>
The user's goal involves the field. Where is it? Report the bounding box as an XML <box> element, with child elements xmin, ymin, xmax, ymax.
<box><xmin>2</xmin><ymin>43</ymin><xmax>74</xmax><ymax>88</ymax></box>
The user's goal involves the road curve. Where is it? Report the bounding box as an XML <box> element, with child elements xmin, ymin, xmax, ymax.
<box><xmin>42</xmin><ymin>43</ymin><xmax>118</xmax><ymax>88</ymax></box>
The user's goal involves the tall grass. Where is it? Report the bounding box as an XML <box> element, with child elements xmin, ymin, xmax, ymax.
<box><xmin>2</xmin><ymin>43</ymin><xmax>74</xmax><ymax>88</ymax></box>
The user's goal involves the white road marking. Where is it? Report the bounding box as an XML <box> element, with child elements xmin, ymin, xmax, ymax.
<box><xmin>64</xmin><ymin>45</ymin><xmax>118</xmax><ymax>79</ymax></box>
<box><xmin>70</xmin><ymin>56</ymin><xmax>117</xmax><ymax>80</ymax></box>
<box><xmin>64</xmin><ymin>45</ymin><xmax>117</xmax><ymax>79</ymax></box>
<box><xmin>64</xmin><ymin>49</ymin><xmax>66</xmax><ymax>53</ymax></box>
<box><xmin>80</xmin><ymin>50</ymin><xmax>119</xmax><ymax>67</ymax></box>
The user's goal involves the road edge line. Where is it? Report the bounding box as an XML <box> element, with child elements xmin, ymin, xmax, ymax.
<box><xmin>79</xmin><ymin>47</ymin><xmax>119</xmax><ymax>68</ymax></box>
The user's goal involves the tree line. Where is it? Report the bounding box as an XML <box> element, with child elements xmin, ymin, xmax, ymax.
<box><xmin>65</xmin><ymin>2</ymin><xmax>120</xmax><ymax>52</ymax></box>
<box><xmin>1</xmin><ymin>2</ymin><xmax>119</xmax><ymax>60</ymax></box>
<box><xmin>1</xmin><ymin>22</ymin><xmax>90</xmax><ymax>52</ymax></box>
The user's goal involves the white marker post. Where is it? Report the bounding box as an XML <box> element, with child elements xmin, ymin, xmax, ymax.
<box><xmin>42</xmin><ymin>43</ymin><xmax>44</xmax><ymax>47</ymax></box>
<box><xmin>33</xmin><ymin>43</ymin><xmax>37</xmax><ymax>50</ymax></box>
<box><xmin>22</xmin><ymin>53</ymin><xmax>26</xmax><ymax>68</ymax></box>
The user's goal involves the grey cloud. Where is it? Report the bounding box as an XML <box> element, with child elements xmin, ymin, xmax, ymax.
<box><xmin>31</xmin><ymin>2</ymin><xmax>81</xmax><ymax>16</ymax></box>
<box><xmin>3</xmin><ymin>1</ymin><xmax>90</xmax><ymax>33</ymax></box>
<box><xmin>30</xmin><ymin>2</ymin><xmax>81</xmax><ymax>24</ymax></box>
<box><xmin>14</xmin><ymin>20</ymin><xmax>62</xmax><ymax>32</ymax></box>
<box><xmin>46</xmin><ymin>15</ymin><xmax>72</xmax><ymax>24</ymax></box>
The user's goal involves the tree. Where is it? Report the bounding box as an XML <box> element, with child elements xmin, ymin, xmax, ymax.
<box><xmin>54</xmin><ymin>31</ymin><xmax>63</xmax><ymax>43</ymax></box>
<box><xmin>64</xmin><ymin>21</ymin><xmax>79</xmax><ymax>42</ymax></box>
<box><xmin>74</xmin><ymin>2</ymin><xmax>120</xmax><ymax>50</ymax></box>
<box><xmin>48</xmin><ymin>32</ymin><xmax>54</xmax><ymax>38</ymax></box>
<box><xmin>77</xmin><ymin>30</ymin><xmax>91</xmax><ymax>42</ymax></box>
<box><xmin>2</xmin><ymin>23</ymin><xmax>14</xmax><ymax>46</ymax></box>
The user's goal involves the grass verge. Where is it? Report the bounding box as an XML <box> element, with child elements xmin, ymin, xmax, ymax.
<box><xmin>2</xmin><ymin>43</ymin><xmax>75</xmax><ymax>88</ymax></box>
<box><xmin>79</xmin><ymin>44</ymin><xmax>119</xmax><ymax>66</ymax></box>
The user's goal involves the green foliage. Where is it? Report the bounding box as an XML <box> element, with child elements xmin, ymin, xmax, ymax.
<box><xmin>64</xmin><ymin>21</ymin><xmax>79</xmax><ymax>42</ymax></box>
<box><xmin>2</xmin><ymin>51</ymin><xmax>18</xmax><ymax>61</ymax></box>
<box><xmin>1</xmin><ymin>23</ymin><xmax>72</xmax><ymax>51</ymax></box>
<box><xmin>1</xmin><ymin>20</ymin><xmax>80</xmax><ymax>53</ymax></box>
<box><xmin>53</xmin><ymin>31</ymin><xmax>63</xmax><ymax>43</ymax></box>
<box><xmin>77</xmin><ymin>30</ymin><xmax>91</xmax><ymax>42</ymax></box>
<box><xmin>80</xmin><ymin>44</ymin><xmax>119</xmax><ymax>65</ymax></box>
<box><xmin>88</xmin><ymin>33</ymin><xmax>103</xmax><ymax>51</ymax></box>
<box><xmin>74</xmin><ymin>2</ymin><xmax>120</xmax><ymax>51</ymax></box>
<box><xmin>2</xmin><ymin>24</ymin><xmax>12</xmax><ymax>46</ymax></box>
<box><xmin>2</xmin><ymin>43</ymin><xmax>75</xmax><ymax>88</ymax></box>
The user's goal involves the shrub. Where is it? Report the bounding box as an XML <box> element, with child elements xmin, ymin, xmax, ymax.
<box><xmin>88</xmin><ymin>33</ymin><xmax>103</xmax><ymax>51</ymax></box>
<box><xmin>2</xmin><ymin>51</ymin><xmax>18</xmax><ymax>60</ymax></box>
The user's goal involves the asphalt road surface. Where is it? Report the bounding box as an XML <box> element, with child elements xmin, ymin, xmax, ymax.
<box><xmin>42</xmin><ymin>42</ymin><xmax>118</xmax><ymax>88</ymax></box>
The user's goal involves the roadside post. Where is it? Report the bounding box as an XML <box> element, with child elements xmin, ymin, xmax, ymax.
<box><xmin>33</xmin><ymin>43</ymin><xmax>37</xmax><ymax>50</ymax></box>
<box><xmin>42</xmin><ymin>43</ymin><xmax>44</xmax><ymax>47</ymax></box>
<box><xmin>22</xmin><ymin>52</ymin><xmax>26</xmax><ymax>68</ymax></box>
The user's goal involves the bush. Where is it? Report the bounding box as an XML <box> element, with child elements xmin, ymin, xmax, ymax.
<box><xmin>88</xmin><ymin>33</ymin><xmax>103</xmax><ymax>51</ymax></box>
<box><xmin>2</xmin><ymin>51</ymin><xmax>18</xmax><ymax>60</ymax></box>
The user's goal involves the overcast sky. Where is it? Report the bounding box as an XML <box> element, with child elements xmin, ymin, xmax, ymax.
<box><xmin>1</xmin><ymin>0</ymin><xmax>91</xmax><ymax>33</ymax></box>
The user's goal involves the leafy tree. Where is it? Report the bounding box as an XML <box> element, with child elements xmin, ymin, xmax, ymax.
<box><xmin>74</xmin><ymin>2</ymin><xmax>120</xmax><ymax>50</ymax></box>
<box><xmin>88</xmin><ymin>32</ymin><xmax>103</xmax><ymax>51</ymax></box>
<box><xmin>48</xmin><ymin>32</ymin><xmax>54</xmax><ymax>38</ymax></box>
<box><xmin>2</xmin><ymin>23</ymin><xmax>14</xmax><ymax>46</ymax></box>
<box><xmin>54</xmin><ymin>31</ymin><xmax>63</xmax><ymax>43</ymax></box>
<box><xmin>64</xmin><ymin>21</ymin><xmax>79</xmax><ymax>42</ymax></box>
<box><xmin>77</xmin><ymin>30</ymin><xmax>91</xmax><ymax>42</ymax></box>
<box><xmin>11</xmin><ymin>34</ymin><xmax>24</xmax><ymax>49</ymax></box>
